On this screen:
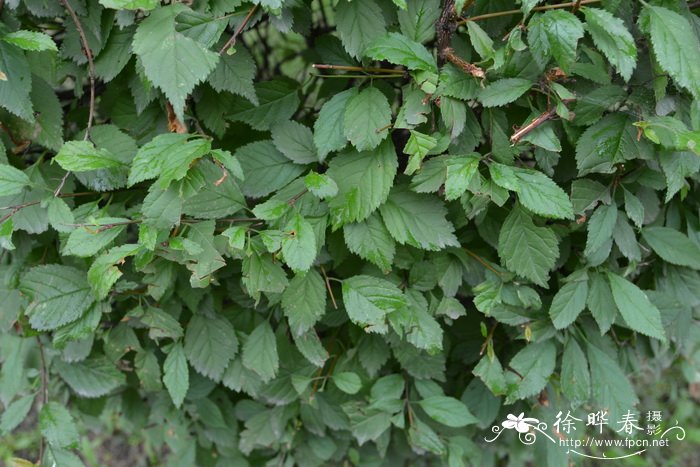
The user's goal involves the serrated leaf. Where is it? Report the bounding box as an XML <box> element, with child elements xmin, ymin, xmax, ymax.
<box><xmin>236</xmin><ymin>140</ymin><xmax>305</xmax><ymax>198</ymax></box>
<box><xmin>549</xmin><ymin>277</ymin><xmax>588</xmax><ymax>329</ymax></box>
<box><xmin>0</xmin><ymin>164</ymin><xmax>30</xmax><ymax>197</ymax></box>
<box><xmin>587</xmin><ymin>343</ymin><xmax>638</xmax><ymax>423</ymax></box>
<box><xmin>583</xmin><ymin>8</ymin><xmax>636</xmax><ymax>81</ymax></box>
<box><xmin>55</xmin><ymin>357</ymin><xmax>125</xmax><ymax>398</ymax></box>
<box><xmin>528</xmin><ymin>10</ymin><xmax>584</xmax><ymax>72</ymax></box>
<box><xmin>498</xmin><ymin>207</ymin><xmax>559</xmax><ymax>287</ymax></box>
<box><xmin>641</xmin><ymin>6</ymin><xmax>700</xmax><ymax>98</ymax></box>
<box><xmin>208</xmin><ymin>47</ymin><xmax>257</xmax><ymax>104</ymax></box>
<box><xmin>575</xmin><ymin>113</ymin><xmax>645</xmax><ymax>176</ymax></box>
<box><xmin>184</xmin><ymin>314</ymin><xmax>238</xmax><ymax>381</ymax></box>
<box><xmin>418</xmin><ymin>396</ymin><xmax>478</xmax><ymax>428</ymax></box>
<box><xmin>314</xmin><ymin>88</ymin><xmax>357</xmax><ymax>159</ymax></box>
<box><xmin>282</xmin><ymin>270</ymin><xmax>326</xmax><ymax>336</ymax></box>
<box><xmin>336</xmin><ymin>0</ymin><xmax>386</xmax><ymax>58</ymax></box>
<box><xmin>512</xmin><ymin>167</ymin><xmax>574</xmax><ymax>219</ymax></box>
<box><xmin>479</xmin><ymin>78</ymin><xmax>532</xmax><ymax>108</ymax></box>
<box><xmin>227</xmin><ymin>79</ymin><xmax>300</xmax><ymax>131</ymax></box>
<box><xmin>21</xmin><ymin>265</ymin><xmax>94</xmax><ymax>331</ymax></box>
<box><xmin>242</xmin><ymin>321</ymin><xmax>279</xmax><ymax>383</ymax></box>
<box><xmin>0</xmin><ymin>41</ymin><xmax>33</xmax><ymax>121</ymax></box>
<box><xmin>271</xmin><ymin>121</ymin><xmax>318</xmax><ymax>164</ymax></box>
<box><xmin>641</xmin><ymin>226</ymin><xmax>700</xmax><ymax>270</ymax></box>
<box><xmin>304</xmin><ymin>171</ymin><xmax>338</xmax><ymax>199</ymax></box>
<box><xmin>55</xmin><ymin>141</ymin><xmax>125</xmax><ymax>172</ymax></box>
<box><xmin>163</xmin><ymin>343</ymin><xmax>189</xmax><ymax>408</ymax></box>
<box><xmin>281</xmin><ymin>213</ymin><xmax>317</xmax><ymax>272</ymax></box>
<box><xmin>327</xmin><ymin>139</ymin><xmax>397</xmax><ymax>228</ymax></box>
<box><xmin>87</xmin><ymin>244</ymin><xmax>141</xmax><ymax>300</ymax></box>
<box><xmin>379</xmin><ymin>186</ymin><xmax>459</xmax><ymax>251</ymax></box>
<box><xmin>333</xmin><ymin>372</ymin><xmax>362</xmax><ymax>394</ymax></box>
<box><xmin>132</xmin><ymin>4</ymin><xmax>219</xmax><ymax>120</ymax></box>
<box><xmin>584</xmin><ymin>204</ymin><xmax>617</xmax><ymax>257</ymax></box>
<box><xmin>343</xmin><ymin>87</ymin><xmax>392</xmax><ymax>151</ymax></box>
<box><xmin>0</xmin><ymin>394</ymin><xmax>34</xmax><ymax>434</ymax></box>
<box><xmin>364</xmin><ymin>32</ymin><xmax>437</xmax><ymax>72</ymax></box>
<box><xmin>2</xmin><ymin>31</ymin><xmax>57</xmax><ymax>51</ymax></box>
<box><xmin>607</xmin><ymin>273</ymin><xmax>665</xmax><ymax>341</ymax></box>
<box><xmin>506</xmin><ymin>341</ymin><xmax>556</xmax><ymax>402</ymax></box>
<box><xmin>39</xmin><ymin>402</ymin><xmax>79</xmax><ymax>449</ymax></box>
<box><xmin>342</xmin><ymin>275</ymin><xmax>407</xmax><ymax>333</ymax></box>
<box><xmin>561</xmin><ymin>339</ymin><xmax>591</xmax><ymax>406</ymax></box>
<box><xmin>344</xmin><ymin>213</ymin><xmax>395</xmax><ymax>272</ymax></box>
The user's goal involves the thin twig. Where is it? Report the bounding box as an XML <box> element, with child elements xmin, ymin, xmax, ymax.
<box><xmin>36</xmin><ymin>336</ymin><xmax>49</xmax><ymax>464</ymax></box>
<box><xmin>220</xmin><ymin>5</ymin><xmax>259</xmax><ymax>55</ymax></box>
<box><xmin>510</xmin><ymin>100</ymin><xmax>574</xmax><ymax>144</ymax></box>
<box><xmin>479</xmin><ymin>322</ymin><xmax>498</xmax><ymax>356</ymax></box>
<box><xmin>443</xmin><ymin>47</ymin><xmax>485</xmax><ymax>79</ymax></box>
<box><xmin>457</xmin><ymin>0</ymin><xmax>601</xmax><ymax>23</ymax></box>
<box><xmin>61</xmin><ymin>0</ymin><xmax>95</xmax><ymax>138</ymax></box>
<box><xmin>571</xmin><ymin>0</ymin><xmax>583</xmax><ymax>12</ymax></box>
<box><xmin>320</xmin><ymin>265</ymin><xmax>338</xmax><ymax>309</ymax></box>
<box><xmin>465</xmin><ymin>248</ymin><xmax>502</xmax><ymax>275</ymax></box>
<box><xmin>59</xmin><ymin>0</ymin><xmax>97</xmax><ymax>198</ymax></box>
<box><xmin>312</xmin><ymin>64</ymin><xmax>404</xmax><ymax>74</ymax></box>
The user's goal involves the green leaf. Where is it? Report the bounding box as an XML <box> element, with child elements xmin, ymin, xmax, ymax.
<box><xmin>0</xmin><ymin>394</ymin><xmax>35</xmax><ymax>434</ymax></box>
<box><xmin>21</xmin><ymin>265</ymin><xmax>94</xmax><ymax>331</ymax></box>
<box><xmin>304</xmin><ymin>171</ymin><xmax>338</xmax><ymax>199</ymax></box>
<box><xmin>444</xmin><ymin>155</ymin><xmax>480</xmax><ymax>201</ymax></box>
<box><xmin>314</xmin><ymin>88</ymin><xmax>357</xmax><ymax>160</ymax></box>
<box><xmin>327</xmin><ymin>139</ymin><xmax>397</xmax><ymax>228</ymax></box>
<box><xmin>342</xmin><ymin>275</ymin><xmax>407</xmax><ymax>333</ymax></box>
<box><xmin>587</xmin><ymin>271</ymin><xmax>617</xmax><ymax>334</ymax></box>
<box><xmin>641</xmin><ymin>6</ymin><xmax>700</xmax><ymax>98</ymax></box>
<box><xmin>271</xmin><ymin>121</ymin><xmax>318</xmax><ymax>164</ymax></box>
<box><xmin>242</xmin><ymin>322</ymin><xmax>279</xmax><ymax>383</ymax></box>
<box><xmin>0</xmin><ymin>164</ymin><xmax>30</xmax><ymax>197</ymax></box>
<box><xmin>583</xmin><ymin>8</ymin><xmax>636</xmax><ymax>81</ymax></box>
<box><xmin>208</xmin><ymin>47</ymin><xmax>257</xmax><ymax>104</ymax></box>
<box><xmin>236</xmin><ymin>141</ymin><xmax>305</xmax><ymax>198</ymax></box>
<box><xmin>333</xmin><ymin>372</ymin><xmax>362</xmax><ymax>394</ymax></box>
<box><xmin>39</xmin><ymin>402</ymin><xmax>79</xmax><ymax>449</ymax></box>
<box><xmin>227</xmin><ymin>79</ymin><xmax>300</xmax><ymax>131</ymax></box>
<box><xmin>528</xmin><ymin>10</ymin><xmax>584</xmax><ymax>72</ymax></box>
<box><xmin>364</xmin><ymin>32</ymin><xmax>437</xmax><ymax>72</ymax></box>
<box><xmin>55</xmin><ymin>141</ymin><xmax>126</xmax><ymax>172</ymax></box>
<box><xmin>561</xmin><ymin>338</ymin><xmax>591</xmax><ymax>406</ymax></box>
<box><xmin>584</xmin><ymin>204</ymin><xmax>617</xmax><ymax>257</ymax></box>
<box><xmin>549</xmin><ymin>276</ymin><xmax>588</xmax><ymax>329</ymax></box>
<box><xmin>281</xmin><ymin>213</ymin><xmax>317</xmax><ymax>272</ymax></box>
<box><xmin>575</xmin><ymin>113</ymin><xmax>646</xmax><ymax>176</ymax></box>
<box><xmin>343</xmin><ymin>87</ymin><xmax>392</xmax><ymax>151</ymax></box>
<box><xmin>163</xmin><ymin>343</ymin><xmax>189</xmax><ymax>408</ymax></box>
<box><xmin>282</xmin><ymin>270</ymin><xmax>326</xmax><ymax>336</ymax></box>
<box><xmin>87</xmin><ymin>244</ymin><xmax>141</xmax><ymax>300</ymax></box>
<box><xmin>498</xmin><ymin>207</ymin><xmax>559</xmax><ymax>287</ymax></box>
<box><xmin>587</xmin><ymin>343</ymin><xmax>638</xmax><ymax>423</ymax></box>
<box><xmin>128</xmin><ymin>134</ymin><xmax>204</xmax><ymax>186</ymax></box>
<box><xmin>379</xmin><ymin>186</ymin><xmax>459</xmax><ymax>251</ymax></box>
<box><xmin>336</xmin><ymin>0</ymin><xmax>386</xmax><ymax>58</ymax></box>
<box><xmin>55</xmin><ymin>357</ymin><xmax>125</xmax><ymax>398</ymax></box>
<box><xmin>418</xmin><ymin>396</ymin><xmax>478</xmax><ymax>428</ymax></box>
<box><xmin>641</xmin><ymin>226</ymin><xmax>700</xmax><ymax>270</ymax></box>
<box><xmin>64</xmin><ymin>217</ymin><xmax>129</xmax><ymax>258</ymax></box>
<box><xmin>506</xmin><ymin>341</ymin><xmax>556</xmax><ymax>402</ymax></box>
<box><xmin>404</xmin><ymin>131</ymin><xmax>438</xmax><ymax>175</ymax></box>
<box><xmin>607</xmin><ymin>273</ymin><xmax>665</xmax><ymax>340</ymax></box>
<box><xmin>512</xmin><ymin>167</ymin><xmax>574</xmax><ymax>219</ymax></box>
<box><xmin>397</xmin><ymin>0</ymin><xmax>440</xmax><ymax>44</ymax></box>
<box><xmin>344</xmin><ymin>213</ymin><xmax>396</xmax><ymax>272</ymax></box>
<box><xmin>2</xmin><ymin>31</ymin><xmax>57</xmax><ymax>51</ymax></box>
<box><xmin>0</xmin><ymin>41</ymin><xmax>33</xmax><ymax>121</ymax></box>
<box><xmin>184</xmin><ymin>314</ymin><xmax>238</xmax><ymax>381</ymax></box>
<box><xmin>132</xmin><ymin>4</ymin><xmax>219</xmax><ymax>120</ymax></box>
<box><xmin>242</xmin><ymin>249</ymin><xmax>289</xmax><ymax>298</ymax></box>
<box><xmin>478</xmin><ymin>78</ymin><xmax>532</xmax><ymax>108</ymax></box>
<box><xmin>466</xmin><ymin>22</ymin><xmax>494</xmax><ymax>60</ymax></box>
<box><xmin>99</xmin><ymin>0</ymin><xmax>159</xmax><ymax>9</ymax></box>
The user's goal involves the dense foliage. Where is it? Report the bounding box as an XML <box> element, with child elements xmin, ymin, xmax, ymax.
<box><xmin>1</xmin><ymin>0</ymin><xmax>700</xmax><ymax>465</ymax></box>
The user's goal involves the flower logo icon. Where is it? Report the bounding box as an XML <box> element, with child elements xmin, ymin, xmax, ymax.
<box><xmin>502</xmin><ymin>413</ymin><xmax>540</xmax><ymax>433</ymax></box>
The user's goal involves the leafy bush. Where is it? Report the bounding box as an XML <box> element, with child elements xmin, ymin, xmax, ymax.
<box><xmin>1</xmin><ymin>0</ymin><xmax>699</xmax><ymax>465</ymax></box>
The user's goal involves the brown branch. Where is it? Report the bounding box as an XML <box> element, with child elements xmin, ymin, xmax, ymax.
<box><xmin>457</xmin><ymin>0</ymin><xmax>601</xmax><ymax>23</ymax></box>
<box><xmin>0</xmin><ymin>200</ymin><xmax>40</xmax><ymax>225</ymax></box>
<box><xmin>509</xmin><ymin>99</ymin><xmax>574</xmax><ymax>145</ymax></box>
<box><xmin>219</xmin><ymin>5</ymin><xmax>259</xmax><ymax>55</ymax></box>
<box><xmin>437</xmin><ymin>0</ymin><xmax>456</xmax><ymax>64</ymax></box>
<box><xmin>36</xmin><ymin>336</ymin><xmax>49</xmax><ymax>464</ymax></box>
<box><xmin>479</xmin><ymin>322</ymin><xmax>498</xmax><ymax>356</ymax></box>
<box><xmin>443</xmin><ymin>47</ymin><xmax>485</xmax><ymax>79</ymax></box>
<box><xmin>61</xmin><ymin>0</ymin><xmax>95</xmax><ymax>138</ymax></box>
<box><xmin>312</xmin><ymin>64</ymin><xmax>404</xmax><ymax>74</ymax></box>
<box><xmin>320</xmin><ymin>265</ymin><xmax>338</xmax><ymax>310</ymax></box>
<box><xmin>571</xmin><ymin>0</ymin><xmax>583</xmax><ymax>13</ymax></box>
